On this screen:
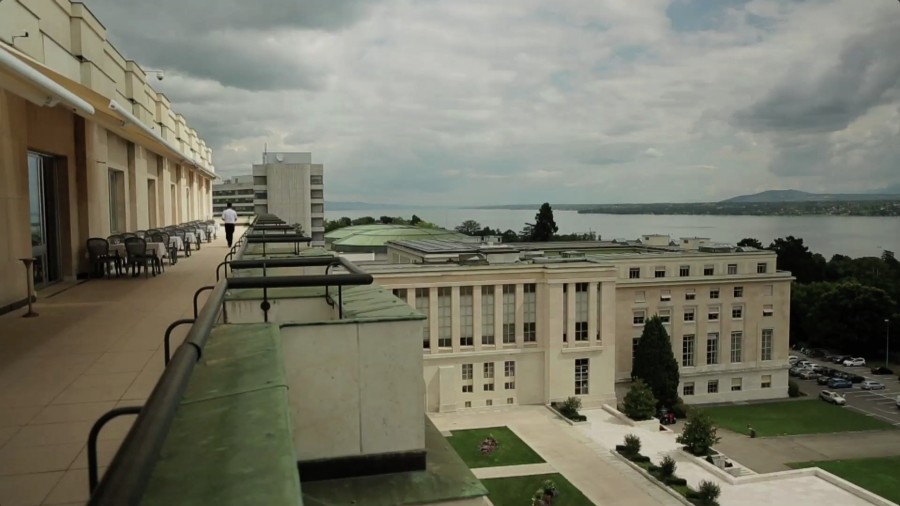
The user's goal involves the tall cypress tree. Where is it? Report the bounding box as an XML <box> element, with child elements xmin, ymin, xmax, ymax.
<box><xmin>632</xmin><ymin>315</ymin><xmax>680</xmax><ymax>408</ymax></box>
<box><xmin>531</xmin><ymin>203</ymin><xmax>558</xmax><ymax>241</ymax></box>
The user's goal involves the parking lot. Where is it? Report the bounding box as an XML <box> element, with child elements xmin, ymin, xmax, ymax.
<box><xmin>792</xmin><ymin>353</ymin><xmax>900</xmax><ymax>426</ymax></box>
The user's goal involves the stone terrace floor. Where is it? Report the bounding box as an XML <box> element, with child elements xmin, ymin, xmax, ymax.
<box><xmin>0</xmin><ymin>235</ymin><xmax>231</xmax><ymax>506</ymax></box>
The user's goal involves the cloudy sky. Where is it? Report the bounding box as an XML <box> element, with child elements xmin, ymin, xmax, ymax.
<box><xmin>86</xmin><ymin>0</ymin><xmax>900</xmax><ymax>205</ymax></box>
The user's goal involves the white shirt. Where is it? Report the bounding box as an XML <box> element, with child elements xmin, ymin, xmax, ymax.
<box><xmin>222</xmin><ymin>208</ymin><xmax>238</xmax><ymax>224</ymax></box>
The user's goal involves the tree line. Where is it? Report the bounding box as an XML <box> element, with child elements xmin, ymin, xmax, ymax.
<box><xmin>738</xmin><ymin>236</ymin><xmax>899</xmax><ymax>362</ymax></box>
<box><xmin>455</xmin><ymin>203</ymin><xmax>598</xmax><ymax>242</ymax></box>
<box><xmin>324</xmin><ymin>214</ymin><xmax>442</xmax><ymax>233</ymax></box>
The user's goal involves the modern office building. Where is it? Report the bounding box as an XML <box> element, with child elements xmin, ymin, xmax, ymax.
<box><xmin>252</xmin><ymin>152</ymin><xmax>325</xmax><ymax>244</ymax></box>
<box><xmin>0</xmin><ymin>0</ymin><xmax>215</xmax><ymax>313</ymax></box>
<box><xmin>212</xmin><ymin>175</ymin><xmax>255</xmax><ymax>216</ymax></box>
<box><xmin>359</xmin><ymin>236</ymin><xmax>793</xmax><ymax>412</ymax></box>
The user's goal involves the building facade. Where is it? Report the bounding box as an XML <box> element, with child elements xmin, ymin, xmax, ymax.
<box><xmin>212</xmin><ymin>175</ymin><xmax>254</xmax><ymax>216</ymax></box>
<box><xmin>0</xmin><ymin>0</ymin><xmax>215</xmax><ymax>313</ymax></box>
<box><xmin>250</xmin><ymin>152</ymin><xmax>325</xmax><ymax>244</ymax></box>
<box><xmin>362</xmin><ymin>238</ymin><xmax>792</xmax><ymax>412</ymax></box>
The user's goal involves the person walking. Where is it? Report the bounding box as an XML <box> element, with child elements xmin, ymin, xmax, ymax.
<box><xmin>222</xmin><ymin>202</ymin><xmax>238</xmax><ymax>247</ymax></box>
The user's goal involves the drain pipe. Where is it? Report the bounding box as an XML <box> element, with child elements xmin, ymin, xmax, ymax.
<box><xmin>19</xmin><ymin>257</ymin><xmax>38</xmax><ymax>318</ymax></box>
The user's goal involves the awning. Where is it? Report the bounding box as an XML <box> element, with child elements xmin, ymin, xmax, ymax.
<box><xmin>0</xmin><ymin>46</ymin><xmax>216</xmax><ymax>180</ymax></box>
<box><xmin>0</xmin><ymin>46</ymin><xmax>94</xmax><ymax>116</ymax></box>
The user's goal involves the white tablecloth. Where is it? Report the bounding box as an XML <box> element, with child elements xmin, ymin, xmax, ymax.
<box><xmin>206</xmin><ymin>224</ymin><xmax>218</xmax><ymax>239</ymax></box>
<box><xmin>184</xmin><ymin>232</ymin><xmax>198</xmax><ymax>245</ymax></box>
<box><xmin>111</xmin><ymin>242</ymin><xmax>168</xmax><ymax>259</ymax></box>
<box><xmin>169</xmin><ymin>236</ymin><xmax>184</xmax><ymax>252</ymax></box>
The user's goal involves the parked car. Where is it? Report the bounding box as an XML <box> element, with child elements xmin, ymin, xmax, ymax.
<box><xmin>799</xmin><ymin>369</ymin><xmax>819</xmax><ymax>380</ymax></box>
<box><xmin>832</xmin><ymin>355</ymin><xmax>852</xmax><ymax>364</ymax></box>
<box><xmin>657</xmin><ymin>408</ymin><xmax>677</xmax><ymax>425</ymax></box>
<box><xmin>789</xmin><ymin>367</ymin><xmax>803</xmax><ymax>377</ymax></box>
<box><xmin>817</xmin><ymin>375</ymin><xmax>833</xmax><ymax>385</ymax></box>
<box><xmin>871</xmin><ymin>366</ymin><xmax>895</xmax><ymax>375</ymax></box>
<box><xmin>843</xmin><ymin>357</ymin><xmax>866</xmax><ymax>367</ymax></box>
<box><xmin>828</xmin><ymin>378</ymin><xmax>853</xmax><ymax>389</ymax></box>
<box><xmin>849</xmin><ymin>374</ymin><xmax>866</xmax><ymax>384</ymax></box>
<box><xmin>861</xmin><ymin>380</ymin><xmax>886</xmax><ymax>390</ymax></box>
<box><xmin>820</xmin><ymin>390</ymin><xmax>847</xmax><ymax>405</ymax></box>
<box><xmin>809</xmin><ymin>349</ymin><xmax>826</xmax><ymax>358</ymax></box>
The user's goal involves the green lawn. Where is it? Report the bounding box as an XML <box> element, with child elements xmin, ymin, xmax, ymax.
<box><xmin>445</xmin><ymin>426</ymin><xmax>545</xmax><ymax>468</ymax></box>
<box><xmin>700</xmin><ymin>400</ymin><xmax>893</xmax><ymax>436</ymax></box>
<box><xmin>789</xmin><ymin>456</ymin><xmax>900</xmax><ymax>504</ymax></box>
<box><xmin>481</xmin><ymin>473</ymin><xmax>594</xmax><ymax>506</ymax></box>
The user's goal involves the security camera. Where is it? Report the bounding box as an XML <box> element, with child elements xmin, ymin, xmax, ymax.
<box><xmin>156</xmin><ymin>71</ymin><xmax>165</xmax><ymax>81</ymax></box>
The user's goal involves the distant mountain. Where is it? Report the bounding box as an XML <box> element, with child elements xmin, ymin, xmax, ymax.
<box><xmin>326</xmin><ymin>201</ymin><xmax>439</xmax><ymax>211</ymax></box>
<box><xmin>723</xmin><ymin>190</ymin><xmax>900</xmax><ymax>203</ymax></box>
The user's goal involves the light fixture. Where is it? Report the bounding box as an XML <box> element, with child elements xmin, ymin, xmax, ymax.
<box><xmin>11</xmin><ymin>31</ymin><xmax>29</xmax><ymax>45</ymax></box>
<box><xmin>143</xmin><ymin>69</ymin><xmax>165</xmax><ymax>81</ymax></box>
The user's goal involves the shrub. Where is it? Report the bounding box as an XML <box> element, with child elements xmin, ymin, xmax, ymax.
<box><xmin>788</xmin><ymin>380</ymin><xmax>801</xmax><ymax>398</ymax></box>
<box><xmin>632</xmin><ymin>455</ymin><xmax>651</xmax><ymax>463</ymax></box>
<box><xmin>697</xmin><ymin>480</ymin><xmax>721</xmax><ymax>506</ymax></box>
<box><xmin>666</xmin><ymin>476</ymin><xmax>687</xmax><ymax>486</ymax></box>
<box><xmin>676</xmin><ymin>411</ymin><xmax>721</xmax><ymax>456</ymax></box>
<box><xmin>624</xmin><ymin>434</ymin><xmax>642</xmax><ymax>455</ymax></box>
<box><xmin>559</xmin><ymin>396</ymin><xmax>583</xmax><ymax>419</ymax></box>
<box><xmin>615</xmin><ymin>444</ymin><xmax>627</xmax><ymax>453</ymax></box>
<box><xmin>623</xmin><ymin>379</ymin><xmax>658</xmax><ymax>421</ymax></box>
<box><xmin>660</xmin><ymin>456</ymin><xmax>677</xmax><ymax>478</ymax></box>
<box><xmin>671</xmin><ymin>398</ymin><xmax>691</xmax><ymax>419</ymax></box>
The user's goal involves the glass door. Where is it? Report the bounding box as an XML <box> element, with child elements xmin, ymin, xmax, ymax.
<box><xmin>28</xmin><ymin>153</ymin><xmax>61</xmax><ymax>288</ymax></box>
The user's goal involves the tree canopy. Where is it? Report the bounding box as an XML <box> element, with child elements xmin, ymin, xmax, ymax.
<box><xmin>530</xmin><ymin>203</ymin><xmax>558</xmax><ymax>241</ymax></box>
<box><xmin>455</xmin><ymin>220</ymin><xmax>482</xmax><ymax>235</ymax></box>
<box><xmin>631</xmin><ymin>316</ymin><xmax>680</xmax><ymax>408</ymax></box>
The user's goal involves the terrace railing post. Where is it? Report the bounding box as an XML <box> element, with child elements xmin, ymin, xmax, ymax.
<box><xmin>163</xmin><ymin>319</ymin><xmax>195</xmax><ymax>365</ymax></box>
<box><xmin>87</xmin><ymin>406</ymin><xmax>142</xmax><ymax>494</ymax></box>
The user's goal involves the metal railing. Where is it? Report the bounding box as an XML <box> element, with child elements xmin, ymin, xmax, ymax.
<box><xmin>86</xmin><ymin>219</ymin><xmax>373</xmax><ymax>506</ymax></box>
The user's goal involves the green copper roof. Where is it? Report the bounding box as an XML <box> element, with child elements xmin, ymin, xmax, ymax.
<box><xmin>326</xmin><ymin>224</ymin><xmax>467</xmax><ymax>247</ymax></box>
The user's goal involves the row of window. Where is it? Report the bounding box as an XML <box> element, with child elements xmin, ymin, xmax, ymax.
<box><xmin>463</xmin><ymin>398</ymin><xmax>515</xmax><ymax>408</ymax></box>
<box><xmin>677</xmin><ymin>329</ymin><xmax>774</xmax><ymax>366</ymax></box>
<box><xmin>398</xmin><ymin>286</ymin><xmax>538</xmax><ymax>349</ymax></box>
<box><xmin>633</xmin><ymin>305</ymin><xmax>774</xmax><ymax>326</ymax></box>
<box><xmin>634</xmin><ymin>285</ymin><xmax>769</xmax><ymax>303</ymax></box>
<box><xmin>682</xmin><ymin>375</ymin><xmax>772</xmax><ymax>395</ymax></box>
<box><xmin>461</xmin><ymin>361</ymin><xmax>517</xmax><ymax>392</ymax></box>
<box><xmin>563</xmin><ymin>283</ymin><xmax>591</xmax><ymax>342</ymax></box>
<box><xmin>628</xmin><ymin>262</ymin><xmax>769</xmax><ymax>279</ymax></box>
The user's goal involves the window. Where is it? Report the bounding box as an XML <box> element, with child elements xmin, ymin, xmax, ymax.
<box><xmin>763</xmin><ymin>305</ymin><xmax>774</xmax><ymax>317</ymax></box>
<box><xmin>683</xmin><ymin>382</ymin><xmax>695</xmax><ymax>396</ymax></box>
<box><xmin>464</xmin><ymin>401</ymin><xmax>471</xmax><ymax>408</ymax></box>
<box><xmin>486</xmin><ymin>399</ymin><xmax>493</xmax><ymax>406</ymax></box>
<box><xmin>254</xmin><ymin>191</ymin><xmax>268</xmax><ymax>199</ymax></box>
<box><xmin>575</xmin><ymin>283</ymin><xmax>588</xmax><ymax>341</ymax></box>
<box><xmin>655</xmin><ymin>267</ymin><xmax>666</xmax><ymax>278</ymax></box>
<box><xmin>484</xmin><ymin>362</ymin><xmax>494</xmax><ymax>379</ymax></box>
<box><xmin>462</xmin><ymin>363</ymin><xmax>473</xmax><ymax>380</ymax></box>
<box><xmin>704</xmin><ymin>265</ymin><xmax>714</xmax><ymax>276</ymax></box>
<box><xmin>108</xmin><ymin>170</ymin><xmax>125</xmax><ymax>234</ymax></box>
<box><xmin>632</xmin><ymin>337</ymin><xmax>640</xmax><ymax>357</ymax></box>
<box><xmin>310</xmin><ymin>174</ymin><xmax>323</xmax><ymax>185</ymax></box>
<box><xmin>659</xmin><ymin>309</ymin><xmax>671</xmax><ymax>324</ymax></box>
<box><xmin>310</xmin><ymin>189</ymin><xmax>324</xmax><ymax>199</ymax></box>
<box><xmin>253</xmin><ymin>176</ymin><xmax>267</xmax><ymax>185</ymax></box>
<box><xmin>761</xmin><ymin>375</ymin><xmax>772</xmax><ymax>389</ymax></box>
<box><xmin>660</xmin><ymin>290</ymin><xmax>672</xmax><ymax>302</ymax></box>
<box><xmin>462</xmin><ymin>385</ymin><xmax>473</xmax><ymax>393</ymax></box>
<box><xmin>482</xmin><ymin>286</ymin><xmax>495</xmax><ymax>345</ymax></box>
<box><xmin>523</xmin><ymin>284</ymin><xmax>537</xmax><ymax>342</ymax></box>
<box><xmin>505</xmin><ymin>360</ymin><xmax>515</xmax><ymax>377</ymax></box>
<box><xmin>392</xmin><ymin>288</ymin><xmax>407</xmax><ymax>301</ymax></box>
<box><xmin>502</xmin><ymin>284</ymin><xmax>516</xmax><ymax>344</ymax></box>
<box><xmin>507</xmin><ymin>397</ymin><xmax>514</xmax><ymax>405</ymax></box>
<box><xmin>727</xmin><ymin>264</ymin><xmax>738</xmax><ymax>275</ymax></box>
<box><xmin>682</xmin><ymin>335</ymin><xmax>695</xmax><ymax>366</ymax></box>
<box><xmin>707</xmin><ymin>380</ymin><xmax>719</xmax><ymax>394</ymax></box>
<box><xmin>757</xmin><ymin>262</ymin><xmax>768</xmax><ymax>274</ymax></box>
<box><xmin>710</xmin><ymin>288</ymin><xmax>720</xmax><ymax>299</ymax></box>
<box><xmin>575</xmin><ymin>358</ymin><xmax>589</xmax><ymax>395</ymax></box>
<box><xmin>684</xmin><ymin>308</ymin><xmax>695</xmax><ymax>322</ymax></box>
<box><xmin>483</xmin><ymin>383</ymin><xmax>495</xmax><ymax>391</ymax></box>
<box><xmin>761</xmin><ymin>329</ymin><xmax>773</xmax><ymax>361</ymax></box>
<box><xmin>731</xmin><ymin>378</ymin><xmax>742</xmax><ymax>392</ymax></box>
<box><xmin>438</xmin><ymin>287</ymin><xmax>452</xmax><ymax>348</ymax></box>
<box><xmin>731</xmin><ymin>305</ymin><xmax>743</xmax><ymax>320</ymax></box>
<box><xmin>505</xmin><ymin>381</ymin><xmax>516</xmax><ymax>390</ymax></box>
<box><xmin>634</xmin><ymin>291</ymin><xmax>646</xmax><ymax>303</ymax></box>
<box><xmin>629</xmin><ymin>267</ymin><xmax>640</xmax><ymax>279</ymax></box>
<box><xmin>460</xmin><ymin>287</ymin><xmax>474</xmax><ymax>347</ymax></box>
<box><xmin>633</xmin><ymin>310</ymin><xmax>645</xmax><ymax>326</ymax></box>
<box><xmin>679</xmin><ymin>265</ymin><xmax>690</xmax><ymax>277</ymax></box>
<box><xmin>706</xmin><ymin>332</ymin><xmax>719</xmax><ymax>365</ymax></box>
<box><xmin>764</xmin><ymin>284</ymin><xmax>774</xmax><ymax>296</ymax></box>
<box><xmin>708</xmin><ymin>307</ymin><xmax>719</xmax><ymax>321</ymax></box>
<box><xmin>686</xmin><ymin>289</ymin><xmax>696</xmax><ymax>301</ymax></box>
<box><xmin>730</xmin><ymin>331</ymin><xmax>743</xmax><ymax>363</ymax></box>
<box><xmin>415</xmin><ymin>288</ymin><xmax>430</xmax><ymax>349</ymax></box>
<box><xmin>733</xmin><ymin>286</ymin><xmax>743</xmax><ymax>298</ymax></box>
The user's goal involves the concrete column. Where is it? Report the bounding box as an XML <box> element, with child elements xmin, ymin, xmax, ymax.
<box><xmin>589</xmin><ymin>282</ymin><xmax>599</xmax><ymax>342</ymax></box>
<box><xmin>493</xmin><ymin>284</ymin><xmax>502</xmax><ymax>345</ymax></box>
<box><xmin>566</xmin><ymin>283</ymin><xmax>576</xmax><ymax>345</ymax></box>
<box><xmin>159</xmin><ymin>159</ymin><xmax>173</xmax><ymax>225</ymax></box>
<box><xmin>515</xmin><ymin>284</ymin><xmax>524</xmax><ymax>346</ymax></box>
<box><xmin>472</xmin><ymin>285</ymin><xmax>482</xmax><ymax>351</ymax></box>
<box><xmin>600</xmin><ymin>281</ymin><xmax>616</xmax><ymax>347</ymax></box>
<box><xmin>133</xmin><ymin>146</ymin><xmax>149</xmax><ymax>230</ymax></box>
<box><xmin>544</xmin><ymin>283</ymin><xmax>565</xmax><ymax>402</ymax></box>
<box><xmin>428</xmin><ymin>286</ymin><xmax>438</xmax><ymax>350</ymax></box>
<box><xmin>83</xmin><ymin>121</ymin><xmax>110</xmax><ymax>237</ymax></box>
<box><xmin>451</xmin><ymin>286</ymin><xmax>460</xmax><ymax>352</ymax></box>
<box><xmin>126</xmin><ymin>143</ymin><xmax>137</xmax><ymax>231</ymax></box>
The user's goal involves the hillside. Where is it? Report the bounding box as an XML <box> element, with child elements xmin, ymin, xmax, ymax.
<box><xmin>723</xmin><ymin>190</ymin><xmax>900</xmax><ymax>203</ymax></box>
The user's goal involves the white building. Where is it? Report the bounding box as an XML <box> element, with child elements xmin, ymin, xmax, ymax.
<box><xmin>252</xmin><ymin>152</ymin><xmax>325</xmax><ymax>244</ymax></box>
<box><xmin>212</xmin><ymin>175</ymin><xmax>254</xmax><ymax>216</ymax></box>
<box><xmin>358</xmin><ymin>237</ymin><xmax>793</xmax><ymax>412</ymax></box>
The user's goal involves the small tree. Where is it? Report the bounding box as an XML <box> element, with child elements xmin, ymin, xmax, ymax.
<box><xmin>632</xmin><ymin>316</ymin><xmax>680</xmax><ymax>408</ymax></box>
<box><xmin>410</xmin><ymin>214</ymin><xmax>422</xmax><ymax>225</ymax></box>
<box><xmin>560</xmin><ymin>396</ymin><xmax>582</xmax><ymax>418</ymax></box>
<box><xmin>623</xmin><ymin>434</ymin><xmax>641</xmax><ymax>456</ymax></box>
<box><xmin>623</xmin><ymin>379</ymin><xmax>657</xmax><ymax>421</ymax></box>
<box><xmin>530</xmin><ymin>203</ymin><xmax>558</xmax><ymax>241</ymax></box>
<box><xmin>659</xmin><ymin>456</ymin><xmax>677</xmax><ymax>479</ymax></box>
<box><xmin>697</xmin><ymin>480</ymin><xmax>721</xmax><ymax>506</ymax></box>
<box><xmin>676</xmin><ymin>411</ymin><xmax>721</xmax><ymax>456</ymax></box>
<box><xmin>455</xmin><ymin>219</ymin><xmax>482</xmax><ymax>235</ymax></box>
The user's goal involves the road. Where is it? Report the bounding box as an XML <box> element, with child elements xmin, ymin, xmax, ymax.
<box><xmin>792</xmin><ymin>352</ymin><xmax>900</xmax><ymax>426</ymax></box>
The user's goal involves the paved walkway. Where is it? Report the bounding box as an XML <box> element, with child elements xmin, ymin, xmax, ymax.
<box><xmin>0</xmin><ymin>237</ymin><xmax>228</xmax><ymax>505</ymax></box>
<box><xmin>431</xmin><ymin>406</ymin><xmax>682</xmax><ymax>506</ymax></box>
<box><xmin>471</xmin><ymin>463</ymin><xmax>556</xmax><ymax>479</ymax></box>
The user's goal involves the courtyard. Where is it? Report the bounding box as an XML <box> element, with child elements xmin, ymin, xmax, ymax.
<box><xmin>700</xmin><ymin>399</ymin><xmax>895</xmax><ymax>437</ymax></box>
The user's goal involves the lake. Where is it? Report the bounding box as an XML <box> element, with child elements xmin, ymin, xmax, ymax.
<box><xmin>325</xmin><ymin>208</ymin><xmax>900</xmax><ymax>259</ymax></box>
